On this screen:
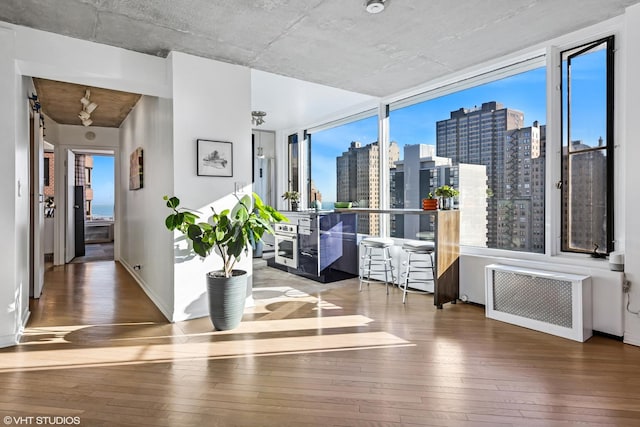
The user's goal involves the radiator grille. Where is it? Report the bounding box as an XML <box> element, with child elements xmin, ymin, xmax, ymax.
<box><xmin>492</xmin><ymin>270</ymin><xmax>573</xmax><ymax>328</ymax></box>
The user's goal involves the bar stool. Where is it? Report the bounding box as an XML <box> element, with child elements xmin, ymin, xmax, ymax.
<box><xmin>400</xmin><ymin>240</ymin><xmax>435</xmax><ymax>303</ymax></box>
<box><xmin>359</xmin><ymin>237</ymin><xmax>395</xmax><ymax>294</ymax></box>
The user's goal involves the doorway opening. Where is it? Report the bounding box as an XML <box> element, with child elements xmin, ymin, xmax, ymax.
<box><xmin>68</xmin><ymin>150</ymin><xmax>115</xmax><ymax>264</ymax></box>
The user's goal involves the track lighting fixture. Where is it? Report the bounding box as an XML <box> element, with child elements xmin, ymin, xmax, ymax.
<box><xmin>252</xmin><ymin>111</ymin><xmax>267</xmax><ymax>159</ymax></box>
<box><xmin>251</xmin><ymin>110</ymin><xmax>267</xmax><ymax>127</ymax></box>
<box><xmin>84</xmin><ymin>102</ymin><xmax>98</xmax><ymax>114</ymax></box>
<box><xmin>79</xmin><ymin>88</ymin><xmax>98</xmax><ymax>127</ymax></box>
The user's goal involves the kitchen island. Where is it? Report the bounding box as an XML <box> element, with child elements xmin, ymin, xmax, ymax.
<box><xmin>268</xmin><ymin>210</ymin><xmax>359</xmax><ymax>283</ymax></box>
<box><xmin>334</xmin><ymin>208</ymin><xmax>460</xmax><ymax>308</ymax></box>
<box><xmin>268</xmin><ymin>208</ymin><xmax>460</xmax><ymax>308</ymax></box>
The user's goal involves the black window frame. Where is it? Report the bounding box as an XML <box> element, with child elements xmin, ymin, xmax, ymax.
<box><xmin>560</xmin><ymin>35</ymin><xmax>615</xmax><ymax>255</ymax></box>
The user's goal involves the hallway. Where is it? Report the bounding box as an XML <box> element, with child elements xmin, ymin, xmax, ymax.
<box><xmin>28</xmin><ymin>261</ymin><xmax>166</xmax><ymax>327</ymax></box>
<box><xmin>1</xmin><ymin>263</ymin><xmax>640</xmax><ymax>426</ymax></box>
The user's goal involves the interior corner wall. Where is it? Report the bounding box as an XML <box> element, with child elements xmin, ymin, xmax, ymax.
<box><xmin>0</xmin><ymin>27</ymin><xmax>28</xmax><ymax>347</ymax></box>
<box><xmin>170</xmin><ymin>52</ymin><xmax>251</xmax><ymax>322</ymax></box>
<box><xmin>17</xmin><ymin>77</ymin><xmax>33</xmax><ymax>322</ymax></box>
<box><xmin>623</xmin><ymin>3</ymin><xmax>640</xmax><ymax>346</ymax></box>
<box><xmin>119</xmin><ymin>95</ymin><xmax>174</xmax><ymax>320</ymax></box>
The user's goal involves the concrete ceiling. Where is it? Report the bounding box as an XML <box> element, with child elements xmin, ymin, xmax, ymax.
<box><xmin>33</xmin><ymin>78</ymin><xmax>141</xmax><ymax>127</ymax></box>
<box><xmin>2</xmin><ymin>0</ymin><xmax>639</xmax><ymax>98</ymax></box>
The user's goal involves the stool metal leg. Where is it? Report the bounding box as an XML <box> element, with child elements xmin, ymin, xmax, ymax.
<box><xmin>384</xmin><ymin>247</ymin><xmax>391</xmax><ymax>295</ymax></box>
<box><xmin>403</xmin><ymin>251</ymin><xmax>413</xmax><ymax>304</ymax></box>
<box><xmin>359</xmin><ymin>245</ymin><xmax>367</xmax><ymax>291</ymax></box>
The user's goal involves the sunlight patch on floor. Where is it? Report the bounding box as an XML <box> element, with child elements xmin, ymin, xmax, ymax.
<box><xmin>1</xmin><ymin>332</ymin><xmax>412</xmax><ymax>373</ymax></box>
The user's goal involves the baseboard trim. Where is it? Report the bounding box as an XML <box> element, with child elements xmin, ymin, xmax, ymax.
<box><xmin>172</xmin><ymin>308</ymin><xmax>209</xmax><ymax>323</ymax></box>
<box><xmin>19</xmin><ymin>307</ymin><xmax>31</xmax><ymax>339</ymax></box>
<box><xmin>623</xmin><ymin>332</ymin><xmax>640</xmax><ymax>347</ymax></box>
<box><xmin>0</xmin><ymin>334</ymin><xmax>17</xmax><ymax>348</ymax></box>
<box><xmin>119</xmin><ymin>259</ymin><xmax>173</xmax><ymax>322</ymax></box>
<box><xmin>0</xmin><ymin>305</ymin><xmax>31</xmax><ymax>349</ymax></box>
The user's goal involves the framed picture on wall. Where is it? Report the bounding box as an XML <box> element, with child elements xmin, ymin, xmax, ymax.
<box><xmin>129</xmin><ymin>147</ymin><xmax>143</xmax><ymax>190</ymax></box>
<box><xmin>197</xmin><ymin>139</ymin><xmax>233</xmax><ymax>177</ymax></box>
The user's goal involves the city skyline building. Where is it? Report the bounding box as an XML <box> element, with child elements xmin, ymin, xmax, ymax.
<box><xmin>336</xmin><ymin>140</ymin><xmax>399</xmax><ymax>234</ymax></box>
<box><xmin>563</xmin><ymin>139</ymin><xmax>607</xmax><ymax>253</ymax></box>
<box><xmin>436</xmin><ymin>101</ymin><xmax>524</xmax><ymax>247</ymax></box>
<box><xmin>391</xmin><ymin>144</ymin><xmax>487</xmax><ymax>246</ymax></box>
<box><xmin>497</xmin><ymin>121</ymin><xmax>546</xmax><ymax>252</ymax></box>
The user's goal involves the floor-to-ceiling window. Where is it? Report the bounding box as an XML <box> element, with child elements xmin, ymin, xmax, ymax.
<box><xmin>298</xmin><ymin>34</ymin><xmax>616</xmax><ymax>258</ymax></box>
<box><xmin>388</xmin><ymin>64</ymin><xmax>547</xmax><ymax>252</ymax></box>
<box><xmin>308</xmin><ymin>112</ymin><xmax>379</xmax><ymax>234</ymax></box>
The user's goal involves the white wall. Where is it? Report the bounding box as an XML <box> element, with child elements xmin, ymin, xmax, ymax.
<box><xmin>170</xmin><ymin>52</ymin><xmax>252</xmax><ymax>321</ymax></box>
<box><xmin>55</xmin><ymin>125</ymin><xmax>120</xmax><ymax>148</ymax></box>
<box><xmin>0</xmin><ymin>21</ymin><xmax>171</xmax><ymax>347</ymax></box>
<box><xmin>623</xmin><ymin>3</ymin><xmax>640</xmax><ymax>346</ymax></box>
<box><xmin>119</xmin><ymin>95</ymin><xmax>174</xmax><ymax>320</ymax></box>
<box><xmin>13</xmin><ymin>25</ymin><xmax>169</xmax><ymax>98</ymax></box>
<box><xmin>0</xmin><ymin>26</ymin><xmax>28</xmax><ymax>347</ymax></box>
<box><xmin>18</xmin><ymin>77</ymin><xmax>34</xmax><ymax>318</ymax></box>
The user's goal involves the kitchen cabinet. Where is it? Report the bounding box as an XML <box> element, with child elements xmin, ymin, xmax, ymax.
<box><xmin>298</xmin><ymin>212</ymin><xmax>358</xmax><ymax>282</ymax></box>
<box><xmin>268</xmin><ymin>211</ymin><xmax>358</xmax><ymax>282</ymax></box>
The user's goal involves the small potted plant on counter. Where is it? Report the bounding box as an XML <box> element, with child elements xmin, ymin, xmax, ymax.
<box><xmin>422</xmin><ymin>192</ymin><xmax>438</xmax><ymax>210</ymax></box>
<box><xmin>434</xmin><ymin>185</ymin><xmax>460</xmax><ymax>210</ymax></box>
<box><xmin>164</xmin><ymin>192</ymin><xmax>287</xmax><ymax>330</ymax></box>
<box><xmin>282</xmin><ymin>191</ymin><xmax>300</xmax><ymax>211</ymax></box>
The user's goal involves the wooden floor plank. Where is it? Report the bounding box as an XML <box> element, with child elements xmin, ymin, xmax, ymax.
<box><xmin>0</xmin><ymin>261</ymin><xmax>639</xmax><ymax>426</ymax></box>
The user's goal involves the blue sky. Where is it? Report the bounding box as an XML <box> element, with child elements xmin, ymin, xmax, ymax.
<box><xmin>91</xmin><ymin>155</ymin><xmax>114</xmax><ymax>205</ymax></box>
<box><xmin>311</xmin><ymin>50</ymin><xmax>607</xmax><ymax>203</ymax></box>
<box><xmin>310</xmin><ymin>66</ymin><xmax>547</xmax><ymax>203</ymax></box>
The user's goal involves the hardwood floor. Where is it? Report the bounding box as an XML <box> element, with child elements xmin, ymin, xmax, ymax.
<box><xmin>1</xmin><ymin>262</ymin><xmax>640</xmax><ymax>426</ymax></box>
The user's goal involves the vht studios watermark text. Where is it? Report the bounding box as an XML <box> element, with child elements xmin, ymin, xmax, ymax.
<box><xmin>3</xmin><ymin>416</ymin><xmax>80</xmax><ymax>425</ymax></box>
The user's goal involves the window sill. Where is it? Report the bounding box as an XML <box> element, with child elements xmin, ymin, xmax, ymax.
<box><xmin>460</xmin><ymin>246</ymin><xmax>613</xmax><ymax>272</ymax></box>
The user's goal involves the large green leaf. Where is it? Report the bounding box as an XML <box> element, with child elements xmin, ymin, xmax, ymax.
<box><xmin>253</xmin><ymin>192</ymin><xmax>264</xmax><ymax>208</ymax></box>
<box><xmin>183</xmin><ymin>212</ymin><xmax>199</xmax><ymax>224</ymax></box>
<box><xmin>165</xmin><ymin>196</ymin><xmax>180</xmax><ymax>209</ymax></box>
<box><xmin>199</xmin><ymin>222</ymin><xmax>213</xmax><ymax>231</ymax></box>
<box><xmin>192</xmin><ymin>238</ymin><xmax>208</xmax><ymax>258</ymax></box>
<box><xmin>165</xmin><ymin>214</ymin><xmax>176</xmax><ymax>230</ymax></box>
<box><xmin>187</xmin><ymin>224</ymin><xmax>202</xmax><ymax>240</ymax></box>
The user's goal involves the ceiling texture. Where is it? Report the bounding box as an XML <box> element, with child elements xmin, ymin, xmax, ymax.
<box><xmin>33</xmin><ymin>78</ymin><xmax>142</xmax><ymax>127</ymax></box>
<box><xmin>2</xmin><ymin>0</ymin><xmax>640</xmax><ymax>127</ymax></box>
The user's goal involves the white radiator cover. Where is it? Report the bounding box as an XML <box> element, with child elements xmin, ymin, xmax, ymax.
<box><xmin>485</xmin><ymin>264</ymin><xmax>592</xmax><ymax>342</ymax></box>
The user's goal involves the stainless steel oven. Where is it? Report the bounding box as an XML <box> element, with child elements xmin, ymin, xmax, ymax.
<box><xmin>274</xmin><ymin>223</ymin><xmax>298</xmax><ymax>268</ymax></box>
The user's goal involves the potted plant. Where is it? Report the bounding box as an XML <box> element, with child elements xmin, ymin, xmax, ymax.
<box><xmin>281</xmin><ymin>190</ymin><xmax>300</xmax><ymax>211</ymax></box>
<box><xmin>164</xmin><ymin>192</ymin><xmax>287</xmax><ymax>330</ymax></box>
<box><xmin>422</xmin><ymin>192</ymin><xmax>438</xmax><ymax>210</ymax></box>
<box><xmin>434</xmin><ymin>185</ymin><xmax>460</xmax><ymax>210</ymax></box>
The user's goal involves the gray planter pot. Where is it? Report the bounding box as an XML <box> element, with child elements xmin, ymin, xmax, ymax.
<box><xmin>206</xmin><ymin>269</ymin><xmax>247</xmax><ymax>331</ymax></box>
